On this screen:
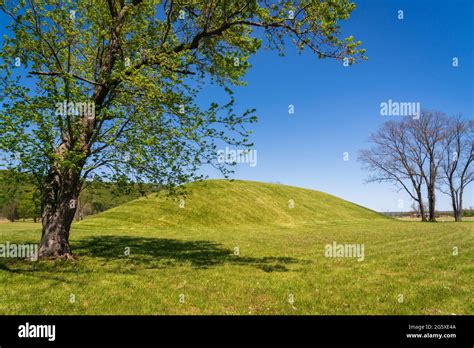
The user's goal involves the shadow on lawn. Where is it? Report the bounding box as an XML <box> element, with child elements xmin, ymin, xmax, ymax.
<box><xmin>72</xmin><ymin>235</ymin><xmax>304</xmax><ymax>272</ymax></box>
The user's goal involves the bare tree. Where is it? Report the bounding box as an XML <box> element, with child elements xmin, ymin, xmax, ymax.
<box><xmin>358</xmin><ymin>121</ymin><xmax>427</xmax><ymax>221</ymax></box>
<box><xmin>360</xmin><ymin>112</ymin><xmax>472</xmax><ymax>223</ymax></box>
<box><xmin>407</xmin><ymin>112</ymin><xmax>448</xmax><ymax>222</ymax></box>
<box><xmin>439</xmin><ymin>117</ymin><xmax>473</xmax><ymax>221</ymax></box>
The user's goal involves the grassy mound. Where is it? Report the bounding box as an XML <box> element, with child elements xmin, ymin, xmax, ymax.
<box><xmin>82</xmin><ymin>179</ymin><xmax>386</xmax><ymax>231</ymax></box>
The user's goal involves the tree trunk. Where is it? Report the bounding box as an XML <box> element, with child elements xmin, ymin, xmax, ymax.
<box><xmin>427</xmin><ymin>185</ymin><xmax>436</xmax><ymax>222</ymax></box>
<box><xmin>450</xmin><ymin>191</ymin><xmax>456</xmax><ymax>220</ymax></box>
<box><xmin>38</xmin><ymin>168</ymin><xmax>82</xmax><ymax>259</ymax></box>
<box><xmin>416</xmin><ymin>190</ymin><xmax>427</xmax><ymax>222</ymax></box>
<box><xmin>449</xmin><ymin>187</ymin><xmax>460</xmax><ymax>222</ymax></box>
<box><xmin>455</xmin><ymin>195</ymin><xmax>463</xmax><ymax>222</ymax></box>
<box><xmin>454</xmin><ymin>210</ymin><xmax>462</xmax><ymax>222</ymax></box>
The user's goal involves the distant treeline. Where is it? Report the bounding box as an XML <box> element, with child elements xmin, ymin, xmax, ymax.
<box><xmin>0</xmin><ymin>170</ymin><xmax>160</xmax><ymax>222</ymax></box>
<box><xmin>382</xmin><ymin>210</ymin><xmax>474</xmax><ymax>218</ymax></box>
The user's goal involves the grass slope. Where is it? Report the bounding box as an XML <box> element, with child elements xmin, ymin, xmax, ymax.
<box><xmin>0</xmin><ymin>179</ymin><xmax>472</xmax><ymax>315</ymax></box>
<box><xmin>86</xmin><ymin>179</ymin><xmax>386</xmax><ymax>230</ymax></box>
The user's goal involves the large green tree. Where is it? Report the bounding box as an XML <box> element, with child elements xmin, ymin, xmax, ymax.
<box><xmin>0</xmin><ymin>0</ymin><xmax>365</xmax><ymax>258</ymax></box>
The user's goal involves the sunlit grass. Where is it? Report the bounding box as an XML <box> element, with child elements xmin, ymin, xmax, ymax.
<box><xmin>0</xmin><ymin>180</ymin><xmax>472</xmax><ymax>314</ymax></box>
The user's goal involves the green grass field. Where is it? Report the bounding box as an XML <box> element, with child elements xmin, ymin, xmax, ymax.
<box><xmin>0</xmin><ymin>180</ymin><xmax>472</xmax><ymax>314</ymax></box>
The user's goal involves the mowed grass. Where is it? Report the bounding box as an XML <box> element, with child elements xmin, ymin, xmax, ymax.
<box><xmin>0</xmin><ymin>180</ymin><xmax>472</xmax><ymax>315</ymax></box>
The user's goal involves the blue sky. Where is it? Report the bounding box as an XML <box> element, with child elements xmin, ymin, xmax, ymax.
<box><xmin>202</xmin><ymin>0</ymin><xmax>474</xmax><ymax>212</ymax></box>
<box><xmin>1</xmin><ymin>0</ymin><xmax>472</xmax><ymax>212</ymax></box>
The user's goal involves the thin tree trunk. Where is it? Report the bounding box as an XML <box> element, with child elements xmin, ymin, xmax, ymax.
<box><xmin>455</xmin><ymin>192</ymin><xmax>463</xmax><ymax>222</ymax></box>
<box><xmin>449</xmin><ymin>186</ymin><xmax>459</xmax><ymax>222</ymax></box>
<box><xmin>427</xmin><ymin>185</ymin><xmax>436</xmax><ymax>222</ymax></box>
<box><xmin>417</xmin><ymin>190</ymin><xmax>427</xmax><ymax>222</ymax></box>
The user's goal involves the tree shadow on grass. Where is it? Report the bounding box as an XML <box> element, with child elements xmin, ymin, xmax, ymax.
<box><xmin>0</xmin><ymin>236</ymin><xmax>307</xmax><ymax>280</ymax></box>
<box><xmin>72</xmin><ymin>235</ymin><xmax>304</xmax><ymax>272</ymax></box>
